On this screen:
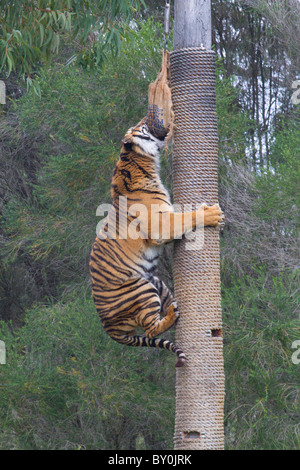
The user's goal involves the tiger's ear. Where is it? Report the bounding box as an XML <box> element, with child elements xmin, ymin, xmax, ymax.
<box><xmin>122</xmin><ymin>137</ymin><xmax>132</xmax><ymax>150</ymax></box>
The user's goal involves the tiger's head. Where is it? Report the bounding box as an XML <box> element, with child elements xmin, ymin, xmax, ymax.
<box><xmin>122</xmin><ymin>118</ymin><xmax>165</xmax><ymax>159</ymax></box>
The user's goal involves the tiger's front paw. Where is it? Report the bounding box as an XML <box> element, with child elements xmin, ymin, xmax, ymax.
<box><xmin>203</xmin><ymin>203</ymin><xmax>225</xmax><ymax>227</ymax></box>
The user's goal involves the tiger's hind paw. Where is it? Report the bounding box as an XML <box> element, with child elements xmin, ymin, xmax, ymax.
<box><xmin>203</xmin><ymin>203</ymin><xmax>225</xmax><ymax>228</ymax></box>
<box><xmin>172</xmin><ymin>301</ymin><xmax>180</xmax><ymax>323</ymax></box>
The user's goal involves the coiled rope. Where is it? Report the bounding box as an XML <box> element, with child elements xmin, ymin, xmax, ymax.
<box><xmin>170</xmin><ymin>47</ymin><xmax>225</xmax><ymax>450</ymax></box>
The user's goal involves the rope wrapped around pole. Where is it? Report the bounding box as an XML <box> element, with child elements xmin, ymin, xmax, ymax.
<box><xmin>170</xmin><ymin>47</ymin><xmax>225</xmax><ymax>450</ymax></box>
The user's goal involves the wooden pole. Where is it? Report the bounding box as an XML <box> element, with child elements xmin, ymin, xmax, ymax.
<box><xmin>171</xmin><ymin>0</ymin><xmax>225</xmax><ymax>450</ymax></box>
<box><xmin>173</xmin><ymin>0</ymin><xmax>212</xmax><ymax>50</ymax></box>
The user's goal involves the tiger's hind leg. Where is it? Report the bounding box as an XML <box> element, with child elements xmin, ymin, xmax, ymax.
<box><xmin>109</xmin><ymin>277</ymin><xmax>184</xmax><ymax>366</ymax></box>
<box><xmin>126</xmin><ymin>278</ymin><xmax>177</xmax><ymax>339</ymax></box>
<box><xmin>150</xmin><ymin>276</ymin><xmax>178</xmax><ymax>316</ymax></box>
<box><xmin>137</xmin><ymin>301</ymin><xmax>179</xmax><ymax>339</ymax></box>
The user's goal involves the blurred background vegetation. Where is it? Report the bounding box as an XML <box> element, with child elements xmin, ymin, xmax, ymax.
<box><xmin>0</xmin><ymin>0</ymin><xmax>299</xmax><ymax>450</ymax></box>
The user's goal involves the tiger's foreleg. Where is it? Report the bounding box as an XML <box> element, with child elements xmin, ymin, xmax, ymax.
<box><xmin>150</xmin><ymin>204</ymin><xmax>223</xmax><ymax>244</ymax></box>
<box><xmin>168</xmin><ymin>204</ymin><xmax>223</xmax><ymax>238</ymax></box>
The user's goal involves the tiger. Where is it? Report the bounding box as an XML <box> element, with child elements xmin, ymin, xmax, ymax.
<box><xmin>89</xmin><ymin>117</ymin><xmax>223</xmax><ymax>367</ymax></box>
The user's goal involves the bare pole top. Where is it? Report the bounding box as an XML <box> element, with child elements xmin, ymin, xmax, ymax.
<box><xmin>173</xmin><ymin>0</ymin><xmax>212</xmax><ymax>51</ymax></box>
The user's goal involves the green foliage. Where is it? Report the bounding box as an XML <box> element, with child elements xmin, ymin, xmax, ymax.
<box><xmin>1</xmin><ymin>271</ymin><xmax>298</xmax><ymax>450</ymax></box>
<box><xmin>0</xmin><ymin>20</ymin><xmax>166</xmax><ymax>302</ymax></box>
<box><xmin>255</xmin><ymin>156</ymin><xmax>299</xmax><ymax>231</ymax></box>
<box><xmin>0</xmin><ymin>14</ymin><xmax>299</xmax><ymax>451</ymax></box>
<box><xmin>0</xmin><ymin>293</ymin><xmax>175</xmax><ymax>449</ymax></box>
<box><xmin>1</xmin><ymin>19</ymin><xmax>249</xmax><ymax>284</ymax></box>
<box><xmin>0</xmin><ymin>0</ymin><xmax>145</xmax><ymax>85</ymax></box>
<box><xmin>253</xmin><ymin>110</ymin><xmax>300</xmax><ymax>267</ymax></box>
<box><xmin>216</xmin><ymin>59</ymin><xmax>251</xmax><ymax>164</ymax></box>
<box><xmin>219</xmin><ymin>107</ymin><xmax>299</xmax><ymax>277</ymax></box>
<box><xmin>223</xmin><ymin>269</ymin><xmax>300</xmax><ymax>450</ymax></box>
<box><xmin>270</xmin><ymin>107</ymin><xmax>300</xmax><ymax>167</ymax></box>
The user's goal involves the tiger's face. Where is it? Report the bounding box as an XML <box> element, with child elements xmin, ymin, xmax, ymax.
<box><xmin>122</xmin><ymin>120</ymin><xmax>165</xmax><ymax>158</ymax></box>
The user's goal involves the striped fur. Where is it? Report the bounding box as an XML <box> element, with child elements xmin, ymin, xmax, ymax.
<box><xmin>90</xmin><ymin>118</ymin><xmax>223</xmax><ymax>367</ymax></box>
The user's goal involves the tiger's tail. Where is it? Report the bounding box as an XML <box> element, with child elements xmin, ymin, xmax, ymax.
<box><xmin>115</xmin><ymin>334</ymin><xmax>186</xmax><ymax>367</ymax></box>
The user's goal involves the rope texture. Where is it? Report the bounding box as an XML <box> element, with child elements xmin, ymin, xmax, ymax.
<box><xmin>170</xmin><ymin>48</ymin><xmax>225</xmax><ymax>450</ymax></box>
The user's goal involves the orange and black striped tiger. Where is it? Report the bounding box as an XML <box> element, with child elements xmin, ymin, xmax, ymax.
<box><xmin>90</xmin><ymin>118</ymin><xmax>223</xmax><ymax>367</ymax></box>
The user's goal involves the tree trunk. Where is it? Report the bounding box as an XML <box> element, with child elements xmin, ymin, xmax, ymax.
<box><xmin>171</xmin><ymin>0</ymin><xmax>225</xmax><ymax>450</ymax></box>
